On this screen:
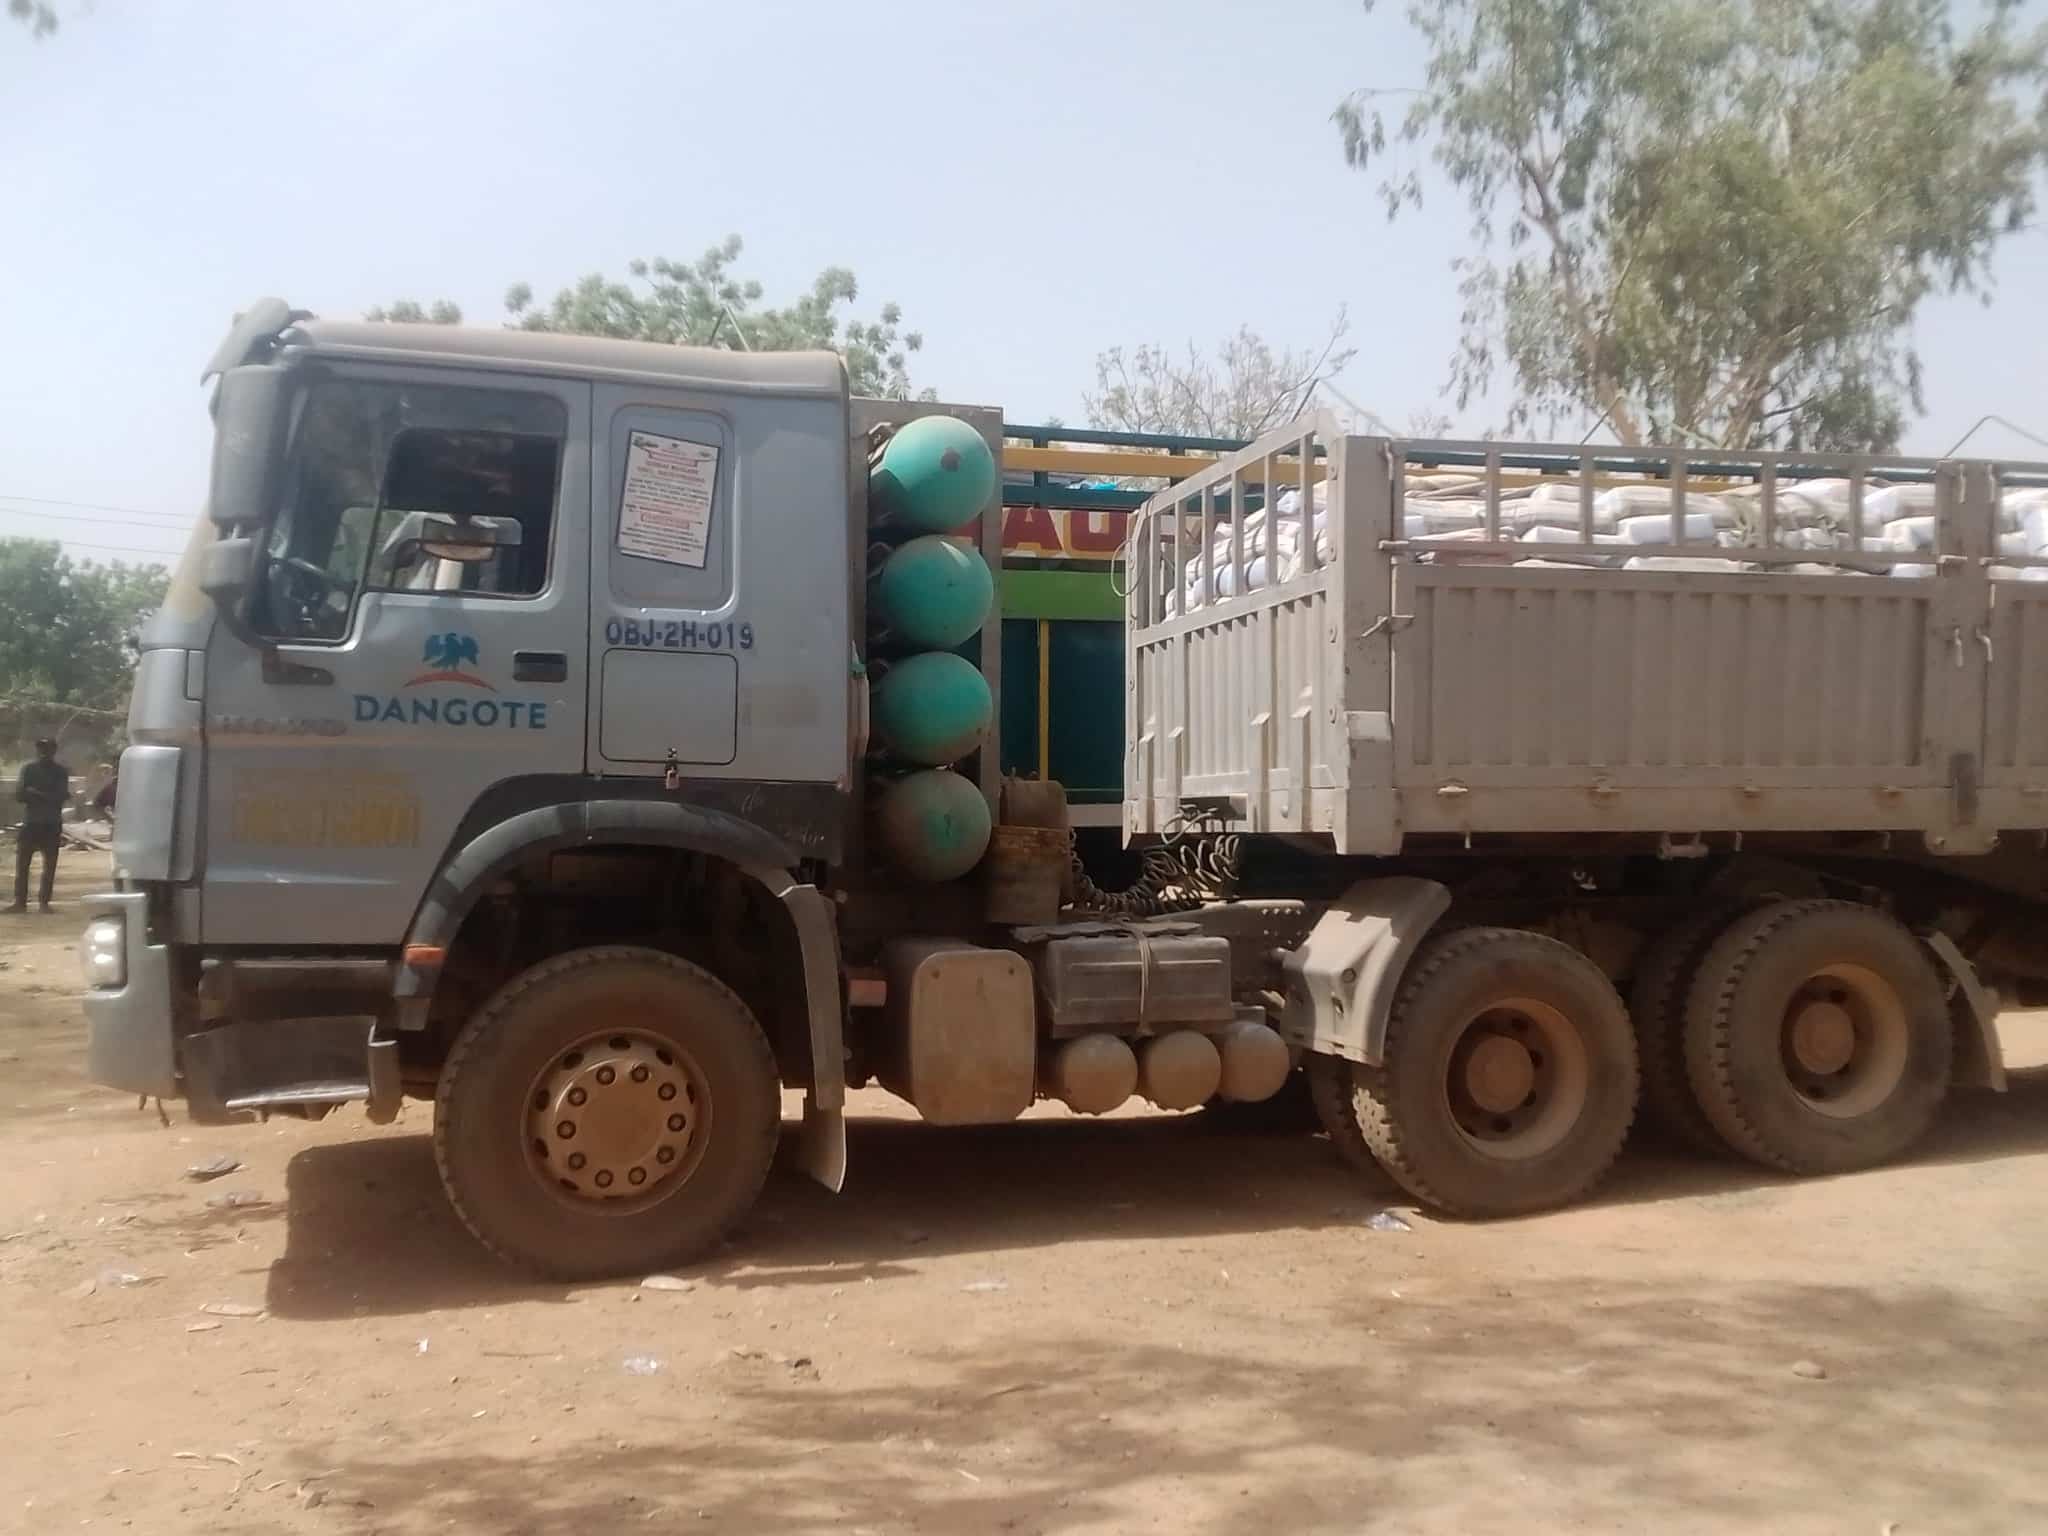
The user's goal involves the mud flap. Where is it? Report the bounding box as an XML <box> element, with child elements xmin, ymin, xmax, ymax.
<box><xmin>778</xmin><ymin>881</ymin><xmax>848</xmax><ymax>1192</ymax></box>
<box><xmin>802</xmin><ymin>1098</ymin><xmax>847</xmax><ymax>1192</ymax></box>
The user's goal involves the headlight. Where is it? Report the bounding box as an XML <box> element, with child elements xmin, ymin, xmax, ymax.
<box><xmin>81</xmin><ymin>916</ymin><xmax>126</xmax><ymax>990</ymax></box>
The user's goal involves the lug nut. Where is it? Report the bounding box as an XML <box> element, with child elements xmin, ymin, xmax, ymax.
<box><xmin>667</xmin><ymin>1113</ymin><xmax>685</xmax><ymax>1132</ymax></box>
<box><xmin>657</xmin><ymin>1082</ymin><xmax>677</xmax><ymax>1101</ymax></box>
<box><xmin>628</xmin><ymin>1167</ymin><xmax>647</xmax><ymax>1186</ymax></box>
<box><xmin>556</xmin><ymin>1120</ymin><xmax>576</xmax><ymax>1139</ymax></box>
<box><xmin>656</xmin><ymin>1146</ymin><xmax>675</xmax><ymax>1165</ymax></box>
<box><xmin>630</xmin><ymin>1064</ymin><xmax>649</xmax><ymax>1083</ymax></box>
<box><xmin>595</xmin><ymin>1066</ymin><xmax>616</xmax><ymax>1086</ymax></box>
<box><xmin>594</xmin><ymin>1169</ymin><xmax>613</xmax><ymax>1189</ymax></box>
<box><xmin>567</xmin><ymin>1087</ymin><xmax>587</xmax><ymax>1107</ymax></box>
<box><xmin>567</xmin><ymin>1152</ymin><xmax>586</xmax><ymax>1171</ymax></box>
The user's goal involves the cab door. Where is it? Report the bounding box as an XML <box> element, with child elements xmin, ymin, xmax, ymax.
<box><xmin>200</xmin><ymin>366</ymin><xmax>591</xmax><ymax>945</ymax></box>
<box><xmin>585</xmin><ymin>382</ymin><xmax>850</xmax><ymax>802</ymax></box>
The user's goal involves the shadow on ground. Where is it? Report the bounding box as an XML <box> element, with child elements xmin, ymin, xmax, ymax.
<box><xmin>276</xmin><ymin>1273</ymin><xmax>2048</xmax><ymax>1535</ymax></box>
<box><xmin>267</xmin><ymin>1068</ymin><xmax>2048</xmax><ymax>1323</ymax></box>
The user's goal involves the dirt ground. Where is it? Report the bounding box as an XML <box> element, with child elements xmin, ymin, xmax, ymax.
<box><xmin>5</xmin><ymin>859</ymin><xmax>2048</xmax><ymax>1534</ymax></box>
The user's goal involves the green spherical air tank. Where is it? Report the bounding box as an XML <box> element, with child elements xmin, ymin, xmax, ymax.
<box><xmin>874</xmin><ymin>768</ymin><xmax>992</xmax><ymax>883</ymax></box>
<box><xmin>872</xmin><ymin>651</ymin><xmax>993</xmax><ymax>766</ymax></box>
<box><xmin>869</xmin><ymin>415</ymin><xmax>997</xmax><ymax>533</ymax></box>
<box><xmin>872</xmin><ymin>536</ymin><xmax>994</xmax><ymax>650</ymax></box>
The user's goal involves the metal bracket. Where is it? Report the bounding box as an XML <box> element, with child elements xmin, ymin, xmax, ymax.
<box><xmin>1358</xmin><ymin>613</ymin><xmax>1416</xmax><ymax>642</ymax></box>
<box><xmin>1657</xmin><ymin>833</ymin><xmax>1709</xmax><ymax>860</ymax></box>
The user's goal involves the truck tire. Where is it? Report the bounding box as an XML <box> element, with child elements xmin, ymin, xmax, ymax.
<box><xmin>1308</xmin><ymin>1055</ymin><xmax>1379</xmax><ymax>1171</ymax></box>
<box><xmin>1350</xmin><ymin>928</ymin><xmax>1639</xmax><ymax>1217</ymax></box>
<box><xmin>1629</xmin><ymin>906</ymin><xmax>1748</xmax><ymax>1157</ymax></box>
<box><xmin>434</xmin><ymin>945</ymin><xmax>781</xmax><ymax>1281</ymax></box>
<box><xmin>1682</xmin><ymin>901</ymin><xmax>1951</xmax><ymax>1175</ymax></box>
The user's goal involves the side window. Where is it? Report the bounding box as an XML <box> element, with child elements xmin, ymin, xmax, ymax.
<box><xmin>251</xmin><ymin>378</ymin><xmax>566</xmax><ymax>642</ymax></box>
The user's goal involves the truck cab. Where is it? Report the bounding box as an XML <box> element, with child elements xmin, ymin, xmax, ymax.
<box><xmin>84</xmin><ymin>303</ymin><xmax>878</xmax><ymax>1274</ymax></box>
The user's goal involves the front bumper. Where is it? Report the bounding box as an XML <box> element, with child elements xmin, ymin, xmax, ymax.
<box><xmin>81</xmin><ymin>891</ymin><xmax>178</xmax><ymax>1099</ymax></box>
<box><xmin>81</xmin><ymin>895</ymin><xmax>400</xmax><ymax>1123</ymax></box>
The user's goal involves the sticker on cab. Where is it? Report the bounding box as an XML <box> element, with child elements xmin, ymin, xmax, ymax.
<box><xmin>617</xmin><ymin>432</ymin><xmax>718</xmax><ymax>569</ymax></box>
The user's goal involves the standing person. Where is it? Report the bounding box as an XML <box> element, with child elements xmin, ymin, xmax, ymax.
<box><xmin>11</xmin><ymin>737</ymin><xmax>69</xmax><ymax>914</ymax></box>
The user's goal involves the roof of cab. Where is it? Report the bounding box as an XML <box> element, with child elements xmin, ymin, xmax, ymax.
<box><xmin>289</xmin><ymin>318</ymin><xmax>848</xmax><ymax>398</ymax></box>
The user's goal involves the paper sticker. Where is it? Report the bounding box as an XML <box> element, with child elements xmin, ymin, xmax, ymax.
<box><xmin>617</xmin><ymin>432</ymin><xmax>719</xmax><ymax>569</ymax></box>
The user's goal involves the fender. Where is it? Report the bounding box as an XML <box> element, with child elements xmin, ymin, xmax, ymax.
<box><xmin>1924</xmin><ymin>930</ymin><xmax>2007</xmax><ymax>1092</ymax></box>
<box><xmin>1282</xmin><ymin>876</ymin><xmax>1453</xmax><ymax>1065</ymax></box>
<box><xmin>391</xmin><ymin>798</ymin><xmax>847</xmax><ymax>1189</ymax></box>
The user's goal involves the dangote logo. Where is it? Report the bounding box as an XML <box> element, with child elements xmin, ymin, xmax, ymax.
<box><xmin>406</xmin><ymin>631</ymin><xmax>493</xmax><ymax>691</ymax></box>
<box><xmin>354</xmin><ymin>630</ymin><xmax>549</xmax><ymax>730</ymax></box>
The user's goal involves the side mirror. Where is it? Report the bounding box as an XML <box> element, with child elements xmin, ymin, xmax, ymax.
<box><xmin>199</xmin><ymin>536</ymin><xmax>259</xmax><ymax>600</ymax></box>
<box><xmin>203</xmin><ymin>365</ymin><xmax>290</xmax><ymax>634</ymax></box>
<box><xmin>207</xmin><ymin>366</ymin><xmax>291</xmax><ymax>531</ymax></box>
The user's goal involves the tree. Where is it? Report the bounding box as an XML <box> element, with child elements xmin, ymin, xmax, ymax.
<box><xmin>0</xmin><ymin>541</ymin><xmax>168</xmax><ymax>711</ymax></box>
<box><xmin>505</xmin><ymin>236</ymin><xmax>931</xmax><ymax>399</ymax></box>
<box><xmin>7</xmin><ymin>1</ymin><xmax>56</xmax><ymax>37</ymax></box>
<box><xmin>1084</xmin><ymin>315</ymin><xmax>1357</xmax><ymax>439</ymax></box>
<box><xmin>1336</xmin><ymin>0</ymin><xmax>2048</xmax><ymax>451</ymax></box>
<box><xmin>365</xmin><ymin>300</ymin><xmax>462</xmax><ymax>324</ymax></box>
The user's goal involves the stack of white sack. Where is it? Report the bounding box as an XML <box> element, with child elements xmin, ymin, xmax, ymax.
<box><xmin>1176</xmin><ymin>476</ymin><xmax>2048</xmax><ymax>608</ymax></box>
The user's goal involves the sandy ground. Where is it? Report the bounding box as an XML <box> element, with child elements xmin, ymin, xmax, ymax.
<box><xmin>4</xmin><ymin>858</ymin><xmax>2048</xmax><ymax>1534</ymax></box>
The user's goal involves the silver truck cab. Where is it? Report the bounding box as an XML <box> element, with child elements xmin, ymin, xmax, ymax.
<box><xmin>83</xmin><ymin>302</ymin><xmax>858</xmax><ymax>1163</ymax></box>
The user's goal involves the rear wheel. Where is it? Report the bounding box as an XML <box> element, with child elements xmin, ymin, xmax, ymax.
<box><xmin>1629</xmin><ymin>906</ymin><xmax>1750</xmax><ymax>1156</ymax></box>
<box><xmin>1683</xmin><ymin>901</ymin><xmax>1950</xmax><ymax>1175</ymax></box>
<box><xmin>1350</xmin><ymin>928</ymin><xmax>1639</xmax><ymax>1217</ymax></box>
<box><xmin>435</xmin><ymin>945</ymin><xmax>781</xmax><ymax>1280</ymax></box>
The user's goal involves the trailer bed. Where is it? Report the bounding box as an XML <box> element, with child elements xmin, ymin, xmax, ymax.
<box><xmin>1124</xmin><ymin>420</ymin><xmax>2048</xmax><ymax>857</ymax></box>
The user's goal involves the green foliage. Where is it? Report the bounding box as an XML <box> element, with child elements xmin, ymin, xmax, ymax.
<box><xmin>365</xmin><ymin>299</ymin><xmax>463</xmax><ymax>325</ymax></box>
<box><xmin>505</xmin><ymin>236</ymin><xmax>932</xmax><ymax>400</ymax></box>
<box><xmin>1085</xmin><ymin>316</ymin><xmax>1357</xmax><ymax>439</ymax></box>
<box><xmin>7</xmin><ymin>1</ymin><xmax>56</xmax><ymax>37</ymax></box>
<box><xmin>1337</xmin><ymin>0</ymin><xmax>2048</xmax><ymax>450</ymax></box>
<box><xmin>0</xmin><ymin>540</ymin><xmax>169</xmax><ymax>711</ymax></box>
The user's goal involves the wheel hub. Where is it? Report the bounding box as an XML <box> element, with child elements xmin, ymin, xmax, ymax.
<box><xmin>1788</xmin><ymin>999</ymin><xmax>1856</xmax><ymax>1076</ymax></box>
<box><xmin>528</xmin><ymin>1034</ymin><xmax>699</xmax><ymax>1202</ymax></box>
<box><xmin>1443</xmin><ymin>999</ymin><xmax>1588</xmax><ymax>1161</ymax></box>
<box><xmin>1463</xmin><ymin>1034</ymin><xmax>1537</xmax><ymax>1115</ymax></box>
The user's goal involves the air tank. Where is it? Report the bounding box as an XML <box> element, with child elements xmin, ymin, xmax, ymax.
<box><xmin>873</xmin><ymin>767</ymin><xmax>993</xmax><ymax>882</ymax></box>
<box><xmin>1138</xmin><ymin>1030</ymin><xmax>1223</xmax><ymax>1111</ymax></box>
<box><xmin>869</xmin><ymin>415</ymin><xmax>997</xmax><ymax>533</ymax></box>
<box><xmin>871</xmin><ymin>535</ymin><xmax>994</xmax><ymax>650</ymax></box>
<box><xmin>1215</xmin><ymin>1019</ymin><xmax>1292</xmax><ymax>1103</ymax></box>
<box><xmin>1046</xmin><ymin>1034</ymin><xmax>1138</xmax><ymax>1115</ymax></box>
<box><xmin>872</xmin><ymin>651</ymin><xmax>993</xmax><ymax>766</ymax></box>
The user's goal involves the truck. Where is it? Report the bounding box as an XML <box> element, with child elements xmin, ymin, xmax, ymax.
<box><xmin>79</xmin><ymin>299</ymin><xmax>2048</xmax><ymax>1278</ymax></box>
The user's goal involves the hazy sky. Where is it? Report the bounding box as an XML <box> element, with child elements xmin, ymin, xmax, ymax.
<box><xmin>4</xmin><ymin>0</ymin><xmax>2044</xmax><ymax>567</ymax></box>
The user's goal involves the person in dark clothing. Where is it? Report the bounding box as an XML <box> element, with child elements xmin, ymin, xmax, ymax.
<box><xmin>11</xmin><ymin>738</ymin><xmax>69</xmax><ymax>914</ymax></box>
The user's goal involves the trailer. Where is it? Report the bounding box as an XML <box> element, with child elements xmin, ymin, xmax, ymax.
<box><xmin>1126</xmin><ymin>416</ymin><xmax>2048</xmax><ymax>1209</ymax></box>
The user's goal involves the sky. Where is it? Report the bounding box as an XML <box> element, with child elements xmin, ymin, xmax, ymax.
<box><xmin>3</xmin><ymin>0</ymin><xmax>2045</xmax><ymax>568</ymax></box>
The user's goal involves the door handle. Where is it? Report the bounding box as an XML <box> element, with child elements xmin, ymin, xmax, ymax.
<box><xmin>514</xmin><ymin>650</ymin><xmax>568</xmax><ymax>683</ymax></box>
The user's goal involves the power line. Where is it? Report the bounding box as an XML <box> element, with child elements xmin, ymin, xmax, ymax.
<box><xmin>0</xmin><ymin>492</ymin><xmax>188</xmax><ymax>523</ymax></box>
<box><xmin>0</xmin><ymin>505</ymin><xmax>195</xmax><ymax>536</ymax></box>
<box><xmin>4</xmin><ymin>536</ymin><xmax>182</xmax><ymax>562</ymax></box>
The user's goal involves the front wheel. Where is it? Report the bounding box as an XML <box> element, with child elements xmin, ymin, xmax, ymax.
<box><xmin>1350</xmin><ymin>928</ymin><xmax>1639</xmax><ymax>1217</ymax></box>
<box><xmin>434</xmin><ymin>945</ymin><xmax>781</xmax><ymax>1280</ymax></box>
